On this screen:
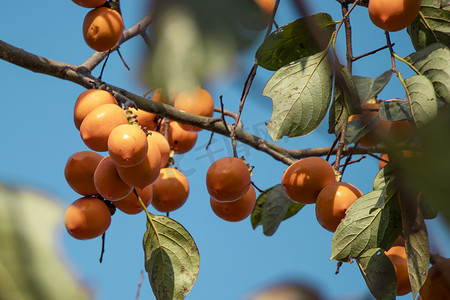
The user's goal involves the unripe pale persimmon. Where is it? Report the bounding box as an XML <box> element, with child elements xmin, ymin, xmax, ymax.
<box><xmin>315</xmin><ymin>182</ymin><xmax>363</xmax><ymax>232</ymax></box>
<box><xmin>83</xmin><ymin>7</ymin><xmax>124</xmax><ymax>52</ymax></box>
<box><xmin>74</xmin><ymin>89</ymin><xmax>117</xmax><ymax>130</ymax></box>
<box><xmin>146</xmin><ymin>131</ymin><xmax>170</xmax><ymax>168</ymax></box>
<box><xmin>129</xmin><ymin>107</ymin><xmax>158</xmax><ymax>131</ymax></box>
<box><xmin>151</xmin><ymin>168</ymin><xmax>189</xmax><ymax>212</ymax></box>
<box><xmin>64</xmin><ymin>151</ymin><xmax>104</xmax><ymax>196</ymax></box>
<box><xmin>368</xmin><ymin>0</ymin><xmax>421</xmax><ymax>32</ymax></box>
<box><xmin>94</xmin><ymin>156</ymin><xmax>132</xmax><ymax>201</ymax></box>
<box><xmin>72</xmin><ymin>0</ymin><xmax>106</xmax><ymax>8</ymax></box>
<box><xmin>64</xmin><ymin>197</ymin><xmax>111</xmax><ymax>240</ymax></box>
<box><xmin>281</xmin><ymin>157</ymin><xmax>335</xmax><ymax>204</ymax></box>
<box><xmin>420</xmin><ymin>258</ymin><xmax>450</xmax><ymax>300</ymax></box>
<box><xmin>108</xmin><ymin>124</ymin><xmax>148</xmax><ymax>167</ymax></box>
<box><xmin>114</xmin><ymin>185</ymin><xmax>153</xmax><ymax>215</ymax></box>
<box><xmin>206</xmin><ymin>157</ymin><xmax>251</xmax><ymax>202</ymax></box>
<box><xmin>116</xmin><ymin>141</ymin><xmax>162</xmax><ymax>189</ymax></box>
<box><xmin>163</xmin><ymin>121</ymin><xmax>198</xmax><ymax>154</ymax></box>
<box><xmin>174</xmin><ymin>88</ymin><xmax>214</xmax><ymax>131</ymax></box>
<box><xmin>385</xmin><ymin>246</ymin><xmax>412</xmax><ymax>296</ymax></box>
<box><xmin>210</xmin><ymin>185</ymin><xmax>256</xmax><ymax>222</ymax></box>
<box><xmin>80</xmin><ymin>103</ymin><xmax>128</xmax><ymax>152</ymax></box>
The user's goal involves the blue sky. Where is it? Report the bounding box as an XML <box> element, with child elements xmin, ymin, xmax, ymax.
<box><xmin>1</xmin><ymin>1</ymin><xmax>449</xmax><ymax>300</ymax></box>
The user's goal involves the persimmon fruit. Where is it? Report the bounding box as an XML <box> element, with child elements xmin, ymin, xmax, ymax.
<box><xmin>146</xmin><ymin>131</ymin><xmax>170</xmax><ymax>168</ymax></box>
<box><xmin>173</xmin><ymin>88</ymin><xmax>214</xmax><ymax>131</ymax></box>
<box><xmin>151</xmin><ymin>168</ymin><xmax>190</xmax><ymax>212</ymax></box>
<box><xmin>163</xmin><ymin>121</ymin><xmax>198</xmax><ymax>154</ymax></box>
<box><xmin>94</xmin><ymin>156</ymin><xmax>132</xmax><ymax>201</ymax></box>
<box><xmin>64</xmin><ymin>197</ymin><xmax>111</xmax><ymax>240</ymax></box>
<box><xmin>129</xmin><ymin>107</ymin><xmax>158</xmax><ymax>131</ymax></box>
<box><xmin>420</xmin><ymin>258</ymin><xmax>450</xmax><ymax>300</ymax></box>
<box><xmin>72</xmin><ymin>0</ymin><xmax>106</xmax><ymax>8</ymax></box>
<box><xmin>64</xmin><ymin>151</ymin><xmax>103</xmax><ymax>196</ymax></box>
<box><xmin>113</xmin><ymin>185</ymin><xmax>153</xmax><ymax>215</ymax></box>
<box><xmin>80</xmin><ymin>103</ymin><xmax>128</xmax><ymax>152</ymax></box>
<box><xmin>74</xmin><ymin>89</ymin><xmax>117</xmax><ymax>130</ymax></box>
<box><xmin>116</xmin><ymin>141</ymin><xmax>162</xmax><ymax>189</ymax></box>
<box><xmin>210</xmin><ymin>185</ymin><xmax>256</xmax><ymax>222</ymax></box>
<box><xmin>108</xmin><ymin>124</ymin><xmax>148</xmax><ymax>167</ymax></box>
<box><xmin>385</xmin><ymin>246</ymin><xmax>412</xmax><ymax>296</ymax></box>
<box><xmin>206</xmin><ymin>157</ymin><xmax>251</xmax><ymax>202</ymax></box>
<box><xmin>83</xmin><ymin>7</ymin><xmax>124</xmax><ymax>52</ymax></box>
<box><xmin>368</xmin><ymin>0</ymin><xmax>421</xmax><ymax>32</ymax></box>
<box><xmin>281</xmin><ymin>157</ymin><xmax>335</xmax><ymax>204</ymax></box>
<box><xmin>315</xmin><ymin>182</ymin><xmax>363</xmax><ymax>232</ymax></box>
<box><xmin>152</xmin><ymin>88</ymin><xmax>178</xmax><ymax>105</ymax></box>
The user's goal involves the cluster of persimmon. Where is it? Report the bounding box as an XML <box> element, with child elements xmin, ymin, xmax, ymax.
<box><xmin>368</xmin><ymin>0</ymin><xmax>421</xmax><ymax>32</ymax></box>
<box><xmin>63</xmin><ymin>87</ymin><xmax>215</xmax><ymax>240</ymax></box>
<box><xmin>72</xmin><ymin>0</ymin><xmax>124</xmax><ymax>52</ymax></box>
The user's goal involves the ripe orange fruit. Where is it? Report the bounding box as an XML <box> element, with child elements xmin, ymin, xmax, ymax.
<box><xmin>94</xmin><ymin>156</ymin><xmax>132</xmax><ymax>201</ymax></box>
<box><xmin>80</xmin><ymin>103</ymin><xmax>128</xmax><ymax>152</ymax></box>
<box><xmin>129</xmin><ymin>107</ymin><xmax>158</xmax><ymax>131</ymax></box>
<box><xmin>420</xmin><ymin>258</ymin><xmax>450</xmax><ymax>300</ymax></box>
<box><xmin>74</xmin><ymin>89</ymin><xmax>117</xmax><ymax>130</ymax></box>
<box><xmin>173</xmin><ymin>88</ymin><xmax>214</xmax><ymax>131</ymax></box>
<box><xmin>113</xmin><ymin>185</ymin><xmax>153</xmax><ymax>215</ymax></box>
<box><xmin>64</xmin><ymin>151</ymin><xmax>103</xmax><ymax>196</ymax></box>
<box><xmin>116</xmin><ymin>141</ymin><xmax>162</xmax><ymax>189</ymax></box>
<box><xmin>151</xmin><ymin>168</ymin><xmax>189</xmax><ymax>212</ymax></box>
<box><xmin>210</xmin><ymin>185</ymin><xmax>256</xmax><ymax>222</ymax></box>
<box><xmin>108</xmin><ymin>124</ymin><xmax>148</xmax><ymax>167</ymax></box>
<box><xmin>315</xmin><ymin>182</ymin><xmax>363</xmax><ymax>232</ymax></box>
<box><xmin>72</xmin><ymin>0</ymin><xmax>106</xmax><ymax>8</ymax></box>
<box><xmin>64</xmin><ymin>196</ymin><xmax>111</xmax><ymax>240</ymax></box>
<box><xmin>368</xmin><ymin>0</ymin><xmax>421</xmax><ymax>32</ymax></box>
<box><xmin>152</xmin><ymin>88</ymin><xmax>178</xmax><ymax>105</ymax></box>
<box><xmin>389</xmin><ymin>120</ymin><xmax>415</xmax><ymax>141</ymax></box>
<box><xmin>146</xmin><ymin>131</ymin><xmax>170</xmax><ymax>168</ymax></box>
<box><xmin>385</xmin><ymin>246</ymin><xmax>412</xmax><ymax>296</ymax></box>
<box><xmin>83</xmin><ymin>7</ymin><xmax>124</xmax><ymax>52</ymax></box>
<box><xmin>379</xmin><ymin>153</ymin><xmax>390</xmax><ymax>169</ymax></box>
<box><xmin>206</xmin><ymin>157</ymin><xmax>251</xmax><ymax>202</ymax></box>
<box><xmin>164</xmin><ymin>121</ymin><xmax>198</xmax><ymax>154</ymax></box>
<box><xmin>281</xmin><ymin>157</ymin><xmax>335</xmax><ymax>204</ymax></box>
<box><xmin>255</xmin><ymin>0</ymin><xmax>275</xmax><ymax>16</ymax></box>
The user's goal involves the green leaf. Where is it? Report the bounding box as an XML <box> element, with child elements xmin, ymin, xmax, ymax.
<box><xmin>353</xmin><ymin>70</ymin><xmax>393</xmax><ymax>104</ymax></box>
<box><xmin>329</xmin><ymin>64</ymin><xmax>361</xmax><ymax>134</ymax></box>
<box><xmin>143</xmin><ymin>213</ymin><xmax>200</xmax><ymax>300</ymax></box>
<box><xmin>330</xmin><ymin>190</ymin><xmax>403</xmax><ymax>262</ymax></box>
<box><xmin>251</xmin><ymin>185</ymin><xmax>304</xmax><ymax>236</ymax></box>
<box><xmin>264</xmin><ymin>51</ymin><xmax>333</xmax><ymax>141</ymax></box>
<box><xmin>405</xmin><ymin>75</ymin><xmax>439</xmax><ymax>127</ymax></box>
<box><xmin>0</xmin><ymin>187</ymin><xmax>90</xmax><ymax>300</ymax></box>
<box><xmin>373</xmin><ymin>164</ymin><xmax>395</xmax><ymax>191</ymax></box>
<box><xmin>344</xmin><ymin>117</ymin><xmax>378</xmax><ymax>145</ymax></box>
<box><xmin>255</xmin><ymin>13</ymin><xmax>336</xmax><ymax>71</ymax></box>
<box><xmin>356</xmin><ymin>248</ymin><xmax>397</xmax><ymax>300</ymax></box>
<box><xmin>405</xmin><ymin>42</ymin><xmax>450</xmax><ymax>103</ymax></box>
<box><xmin>407</xmin><ymin>0</ymin><xmax>450</xmax><ymax>51</ymax></box>
<box><xmin>378</xmin><ymin>100</ymin><xmax>413</xmax><ymax>121</ymax></box>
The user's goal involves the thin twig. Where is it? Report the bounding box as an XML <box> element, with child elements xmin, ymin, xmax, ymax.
<box><xmin>135</xmin><ymin>271</ymin><xmax>145</xmax><ymax>300</ymax></box>
<box><xmin>352</xmin><ymin>44</ymin><xmax>392</xmax><ymax>61</ymax></box>
<box><xmin>99</xmin><ymin>232</ymin><xmax>106</xmax><ymax>263</ymax></box>
<box><xmin>98</xmin><ymin>50</ymin><xmax>111</xmax><ymax>81</ymax></box>
<box><xmin>251</xmin><ymin>181</ymin><xmax>266</xmax><ymax>193</ymax></box>
<box><xmin>116</xmin><ymin>48</ymin><xmax>130</xmax><ymax>71</ymax></box>
<box><xmin>334</xmin><ymin>119</ymin><xmax>348</xmax><ymax>174</ymax></box>
<box><xmin>326</xmin><ymin>132</ymin><xmax>342</xmax><ymax>162</ymax></box>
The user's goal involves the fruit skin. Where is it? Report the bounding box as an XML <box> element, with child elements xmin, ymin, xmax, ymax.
<box><xmin>80</xmin><ymin>103</ymin><xmax>128</xmax><ymax>152</ymax></box>
<box><xmin>83</xmin><ymin>7</ymin><xmax>124</xmax><ymax>52</ymax></box>
<box><xmin>116</xmin><ymin>141</ymin><xmax>162</xmax><ymax>189</ymax></box>
<box><xmin>72</xmin><ymin>0</ymin><xmax>106</xmax><ymax>8</ymax></box>
<box><xmin>94</xmin><ymin>156</ymin><xmax>133</xmax><ymax>201</ymax></box>
<box><xmin>146</xmin><ymin>131</ymin><xmax>170</xmax><ymax>168</ymax></box>
<box><xmin>281</xmin><ymin>157</ymin><xmax>335</xmax><ymax>204</ymax></box>
<box><xmin>379</xmin><ymin>153</ymin><xmax>390</xmax><ymax>169</ymax></box>
<box><xmin>64</xmin><ymin>151</ymin><xmax>104</xmax><ymax>196</ymax></box>
<box><xmin>210</xmin><ymin>185</ymin><xmax>256</xmax><ymax>222</ymax></box>
<box><xmin>108</xmin><ymin>124</ymin><xmax>148</xmax><ymax>167</ymax></box>
<box><xmin>129</xmin><ymin>107</ymin><xmax>158</xmax><ymax>131</ymax></box>
<box><xmin>64</xmin><ymin>197</ymin><xmax>111</xmax><ymax>240</ymax></box>
<box><xmin>420</xmin><ymin>258</ymin><xmax>450</xmax><ymax>300</ymax></box>
<box><xmin>164</xmin><ymin>121</ymin><xmax>198</xmax><ymax>154</ymax></box>
<box><xmin>74</xmin><ymin>89</ymin><xmax>117</xmax><ymax>130</ymax></box>
<box><xmin>368</xmin><ymin>0</ymin><xmax>421</xmax><ymax>32</ymax></box>
<box><xmin>173</xmin><ymin>88</ymin><xmax>214</xmax><ymax>132</ymax></box>
<box><xmin>114</xmin><ymin>185</ymin><xmax>153</xmax><ymax>215</ymax></box>
<box><xmin>206</xmin><ymin>157</ymin><xmax>251</xmax><ymax>202</ymax></box>
<box><xmin>385</xmin><ymin>246</ymin><xmax>412</xmax><ymax>296</ymax></box>
<box><xmin>315</xmin><ymin>182</ymin><xmax>363</xmax><ymax>232</ymax></box>
<box><xmin>151</xmin><ymin>168</ymin><xmax>189</xmax><ymax>212</ymax></box>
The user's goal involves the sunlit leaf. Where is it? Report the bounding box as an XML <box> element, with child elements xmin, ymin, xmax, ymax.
<box><xmin>405</xmin><ymin>75</ymin><xmax>439</xmax><ymax>127</ymax></box>
<box><xmin>0</xmin><ymin>186</ymin><xmax>90</xmax><ymax>300</ymax></box>
<box><xmin>143</xmin><ymin>213</ymin><xmax>200</xmax><ymax>300</ymax></box>
<box><xmin>256</xmin><ymin>13</ymin><xmax>336</xmax><ymax>71</ymax></box>
<box><xmin>356</xmin><ymin>248</ymin><xmax>397</xmax><ymax>300</ymax></box>
<box><xmin>264</xmin><ymin>51</ymin><xmax>333</xmax><ymax>141</ymax></box>
<box><xmin>373</xmin><ymin>164</ymin><xmax>395</xmax><ymax>191</ymax></box>
<box><xmin>353</xmin><ymin>70</ymin><xmax>393</xmax><ymax>103</ymax></box>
